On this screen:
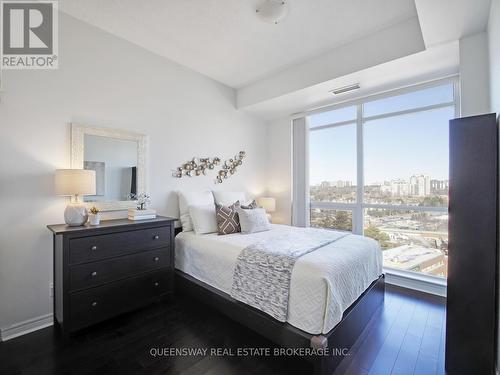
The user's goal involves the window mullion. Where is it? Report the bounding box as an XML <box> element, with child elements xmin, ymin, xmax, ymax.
<box><xmin>355</xmin><ymin>104</ymin><xmax>364</xmax><ymax>235</ymax></box>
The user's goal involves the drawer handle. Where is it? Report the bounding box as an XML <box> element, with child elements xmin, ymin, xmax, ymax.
<box><xmin>153</xmin><ymin>235</ymin><xmax>160</xmax><ymax>240</ymax></box>
<box><xmin>154</xmin><ymin>282</ymin><xmax>159</xmax><ymax>287</ymax></box>
<box><xmin>91</xmin><ymin>245</ymin><xmax>98</xmax><ymax>251</ymax></box>
<box><xmin>154</xmin><ymin>257</ymin><xmax>160</xmax><ymax>262</ymax></box>
<box><xmin>91</xmin><ymin>271</ymin><xmax>98</xmax><ymax>277</ymax></box>
<box><xmin>91</xmin><ymin>301</ymin><xmax>98</xmax><ymax>307</ymax></box>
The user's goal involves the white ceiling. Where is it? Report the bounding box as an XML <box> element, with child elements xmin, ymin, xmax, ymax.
<box><xmin>59</xmin><ymin>0</ymin><xmax>418</xmax><ymax>88</ymax></box>
<box><xmin>237</xmin><ymin>0</ymin><xmax>493</xmax><ymax>117</ymax></box>
<box><xmin>237</xmin><ymin>17</ymin><xmax>425</xmax><ymax>109</ymax></box>
<box><xmin>415</xmin><ymin>0</ymin><xmax>492</xmax><ymax>46</ymax></box>
<box><xmin>242</xmin><ymin>41</ymin><xmax>459</xmax><ymax>120</ymax></box>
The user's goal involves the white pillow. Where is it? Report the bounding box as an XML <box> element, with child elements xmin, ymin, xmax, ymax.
<box><xmin>178</xmin><ymin>191</ymin><xmax>214</xmax><ymax>231</ymax></box>
<box><xmin>212</xmin><ymin>191</ymin><xmax>245</xmax><ymax>206</ymax></box>
<box><xmin>189</xmin><ymin>204</ymin><xmax>218</xmax><ymax>234</ymax></box>
<box><xmin>236</xmin><ymin>207</ymin><xmax>271</xmax><ymax>234</ymax></box>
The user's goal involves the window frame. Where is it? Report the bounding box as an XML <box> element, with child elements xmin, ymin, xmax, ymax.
<box><xmin>307</xmin><ymin>76</ymin><xmax>460</xmax><ymax>279</ymax></box>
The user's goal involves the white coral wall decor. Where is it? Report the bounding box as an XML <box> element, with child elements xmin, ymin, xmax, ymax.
<box><xmin>173</xmin><ymin>151</ymin><xmax>246</xmax><ymax>184</ymax></box>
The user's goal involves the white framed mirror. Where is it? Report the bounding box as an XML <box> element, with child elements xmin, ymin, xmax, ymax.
<box><xmin>70</xmin><ymin>123</ymin><xmax>148</xmax><ymax>211</ymax></box>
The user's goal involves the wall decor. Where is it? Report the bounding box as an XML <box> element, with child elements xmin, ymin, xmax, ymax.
<box><xmin>215</xmin><ymin>151</ymin><xmax>246</xmax><ymax>184</ymax></box>
<box><xmin>173</xmin><ymin>151</ymin><xmax>246</xmax><ymax>184</ymax></box>
<box><xmin>172</xmin><ymin>156</ymin><xmax>221</xmax><ymax>178</ymax></box>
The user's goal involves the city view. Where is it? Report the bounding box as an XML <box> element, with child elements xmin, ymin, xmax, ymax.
<box><xmin>308</xmin><ymin>84</ymin><xmax>454</xmax><ymax>279</ymax></box>
<box><xmin>310</xmin><ymin>174</ymin><xmax>449</xmax><ymax>278</ymax></box>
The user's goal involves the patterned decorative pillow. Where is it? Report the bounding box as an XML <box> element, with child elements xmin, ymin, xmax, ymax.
<box><xmin>215</xmin><ymin>202</ymin><xmax>241</xmax><ymax>235</ymax></box>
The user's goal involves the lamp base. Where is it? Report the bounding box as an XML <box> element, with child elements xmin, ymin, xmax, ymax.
<box><xmin>64</xmin><ymin>203</ymin><xmax>89</xmax><ymax>226</ymax></box>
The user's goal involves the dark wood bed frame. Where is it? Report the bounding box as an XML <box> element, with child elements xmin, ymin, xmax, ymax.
<box><xmin>175</xmin><ymin>269</ymin><xmax>385</xmax><ymax>375</ymax></box>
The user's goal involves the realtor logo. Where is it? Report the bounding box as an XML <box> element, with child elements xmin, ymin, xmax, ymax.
<box><xmin>1</xmin><ymin>0</ymin><xmax>58</xmax><ymax>69</ymax></box>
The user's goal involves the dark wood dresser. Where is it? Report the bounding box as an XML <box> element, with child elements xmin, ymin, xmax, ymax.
<box><xmin>47</xmin><ymin>216</ymin><xmax>176</xmax><ymax>335</ymax></box>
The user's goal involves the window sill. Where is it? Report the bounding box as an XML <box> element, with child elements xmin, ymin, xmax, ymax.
<box><xmin>383</xmin><ymin>268</ymin><xmax>447</xmax><ymax>297</ymax></box>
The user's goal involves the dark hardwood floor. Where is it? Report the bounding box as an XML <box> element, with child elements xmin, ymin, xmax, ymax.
<box><xmin>0</xmin><ymin>284</ymin><xmax>445</xmax><ymax>375</ymax></box>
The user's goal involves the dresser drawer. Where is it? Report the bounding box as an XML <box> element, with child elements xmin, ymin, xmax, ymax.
<box><xmin>69</xmin><ymin>247</ymin><xmax>171</xmax><ymax>291</ymax></box>
<box><xmin>69</xmin><ymin>225</ymin><xmax>171</xmax><ymax>264</ymax></box>
<box><xmin>69</xmin><ymin>269</ymin><xmax>172</xmax><ymax>331</ymax></box>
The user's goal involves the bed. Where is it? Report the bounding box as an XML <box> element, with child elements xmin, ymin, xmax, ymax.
<box><xmin>174</xmin><ymin>223</ymin><xmax>384</xmax><ymax>375</ymax></box>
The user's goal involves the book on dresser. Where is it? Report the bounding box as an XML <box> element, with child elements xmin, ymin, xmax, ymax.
<box><xmin>47</xmin><ymin>216</ymin><xmax>176</xmax><ymax>336</ymax></box>
<box><xmin>128</xmin><ymin>208</ymin><xmax>157</xmax><ymax>220</ymax></box>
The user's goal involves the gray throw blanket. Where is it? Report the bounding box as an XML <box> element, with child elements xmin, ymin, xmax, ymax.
<box><xmin>230</xmin><ymin>228</ymin><xmax>349</xmax><ymax>321</ymax></box>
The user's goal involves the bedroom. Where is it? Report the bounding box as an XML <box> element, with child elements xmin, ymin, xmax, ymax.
<box><xmin>0</xmin><ymin>0</ymin><xmax>498</xmax><ymax>374</ymax></box>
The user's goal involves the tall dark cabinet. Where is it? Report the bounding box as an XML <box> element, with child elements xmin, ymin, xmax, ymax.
<box><xmin>446</xmin><ymin>113</ymin><xmax>498</xmax><ymax>375</ymax></box>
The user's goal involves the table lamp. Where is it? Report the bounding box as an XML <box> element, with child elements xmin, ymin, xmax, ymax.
<box><xmin>55</xmin><ymin>169</ymin><xmax>96</xmax><ymax>226</ymax></box>
<box><xmin>257</xmin><ymin>197</ymin><xmax>276</xmax><ymax>222</ymax></box>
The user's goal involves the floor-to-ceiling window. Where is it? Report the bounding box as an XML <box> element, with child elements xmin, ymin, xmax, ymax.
<box><xmin>308</xmin><ymin>79</ymin><xmax>458</xmax><ymax>279</ymax></box>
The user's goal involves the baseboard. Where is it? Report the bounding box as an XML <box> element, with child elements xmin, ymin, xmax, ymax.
<box><xmin>384</xmin><ymin>270</ymin><xmax>447</xmax><ymax>297</ymax></box>
<box><xmin>0</xmin><ymin>313</ymin><xmax>54</xmax><ymax>342</ymax></box>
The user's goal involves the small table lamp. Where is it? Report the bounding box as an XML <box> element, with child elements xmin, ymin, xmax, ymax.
<box><xmin>55</xmin><ymin>169</ymin><xmax>96</xmax><ymax>226</ymax></box>
<box><xmin>257</xmin><ymin>197</ymin><xmax>276</xmax><ymax>222</ymax></box>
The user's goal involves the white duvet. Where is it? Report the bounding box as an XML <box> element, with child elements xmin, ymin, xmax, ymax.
<box><xmin>175</xmin><ymin>224</ymin><xmax>382</xmax><ymax>335</ymax></box>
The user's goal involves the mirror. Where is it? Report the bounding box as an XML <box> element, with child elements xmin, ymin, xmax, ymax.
<box><xmin>83</xmin><ymin>135</ymin><xmax>138</xmax><ymax>202</ymax></box>
<box><xmin>71</xmin><ymin>124</ymin><xmax>147</xmax><ymax>211</ymax></box>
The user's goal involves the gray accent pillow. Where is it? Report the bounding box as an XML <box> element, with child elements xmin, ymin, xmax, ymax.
<box><xmin>236</xmin><ymin>207</ymin><xmax>271</xmax><ymax>234</ymax></box>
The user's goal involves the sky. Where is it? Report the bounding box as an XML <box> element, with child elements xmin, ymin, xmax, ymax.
<box><xmin>309</xmin><ymin>84</ymin><xmax>454</xmax><ymax>186</ymax></box>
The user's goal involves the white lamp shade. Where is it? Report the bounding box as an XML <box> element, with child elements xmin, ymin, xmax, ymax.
<box><xmin>257</xmin><ymin>197</ymin><xmax>276</xmax><ymax>213</ymax></box>
<box><xmin>55</xmin><ymin>169</ymin><xmax>96</xmax><ymax>196</ymax></box>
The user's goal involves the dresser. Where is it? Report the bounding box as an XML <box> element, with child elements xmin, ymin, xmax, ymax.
<box><xmin>47</xmin><ymin>216</ymin><xmax>176</xmax><ymax>335</ymax></box>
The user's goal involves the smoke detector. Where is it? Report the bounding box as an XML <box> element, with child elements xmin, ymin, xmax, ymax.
<box><xmin>256</xmin><ymin>0</ymin><xmax>289</xmax><ymax>24</ymax></box>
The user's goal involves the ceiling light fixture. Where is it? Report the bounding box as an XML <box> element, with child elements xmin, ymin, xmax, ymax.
<box><xmin>256</xmin><ymin>0</ymin><xmax>289</xmax><ymax>24</ymax></box>
<box><xmin>330</xmin><ymin>83</ymin><xmax>361</xmax><ymax>95</ymax></box>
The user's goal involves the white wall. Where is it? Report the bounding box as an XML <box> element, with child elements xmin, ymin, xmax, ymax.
<box><xmin>266</xmin><ymin>117</ymin><xmax>292</xmax><ymax>225</ymax></box>
<box><xmin>489</xmin><ymin>0</ymin><xmax>500</xmax><ymax>115</ymax></box>
<box><xmin>0</xmin><ymin>13</ymin><xmax>267</xmax><ymax>333</ymax></box>
<box><xmin>459</xmin><ymin>32</ymin><xmax>491</xmax><ymax>116</ymax></box>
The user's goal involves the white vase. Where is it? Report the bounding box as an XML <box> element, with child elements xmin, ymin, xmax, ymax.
<box><xmin>88</xmin><ymin>213</ymin><xmax>101</xmax><ymax>226</ymax></box>
<box><xmin>64</xmin><ymin>203</ymin><xmax>89</xmax><ymax>226</ymax></box>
